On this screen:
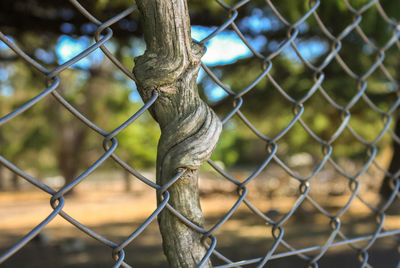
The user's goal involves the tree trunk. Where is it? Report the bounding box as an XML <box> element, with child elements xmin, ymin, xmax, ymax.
<box><xmin>0</xmin><ymin>163</ymin><xmax>4</xmax><ymax>191</ymax></box>
<box><xmin>0</xmin><ymin>131</ymin><xmax>5</xmax><ymax>191</ymax></box>
<box><xmin>133</xmin><ymin>0</ymin><xmax>222</xmax><ymax>267</ymax></box>
<box><xmin>57</xmin><ymin>124</ymin><xmax>88</xmax><ymax>195</ymax></box>
<box><xmin>11</xmin><ymin>172</ymin><xmax>20</xmax><ymax>190</ymax></box>
<box><xmin>380</xmin><ymin>110</ymin><xmax>400</xmax><ymax>200</ymax></box>
<box><xmin>123</xmin><ymin>169</ymin><xmax>132</xmax><ymax>192</ymax></box>
<box><xmin>51</xmin><ymin>69</ymin><xmax>102</xmax><ymax>195</ymax></box>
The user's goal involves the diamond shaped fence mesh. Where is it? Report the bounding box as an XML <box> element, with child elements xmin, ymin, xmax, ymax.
<box><xmin>1</xmin><ymin>0</ymin><xmax>400</xmax><ymax>267</ymax></box>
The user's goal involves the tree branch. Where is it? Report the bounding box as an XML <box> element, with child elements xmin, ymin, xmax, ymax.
<box><xmin>133</xmin><ymin>0</ymin><xmax>221</xmax><ymax>267</ymax></box>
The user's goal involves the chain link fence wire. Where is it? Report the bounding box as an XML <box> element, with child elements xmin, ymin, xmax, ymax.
<box><xmin>1</xmin><ymin>0</ymin><xmax>400</xmax><ymax>267</ymax></box>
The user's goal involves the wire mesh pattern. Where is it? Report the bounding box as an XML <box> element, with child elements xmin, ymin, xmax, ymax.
<box><xmin>1</xmin><ymin>0</ymin><xmax>400</xmax><ymax>267</ymax></box>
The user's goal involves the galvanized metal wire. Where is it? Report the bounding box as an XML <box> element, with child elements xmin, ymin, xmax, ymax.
<box><xmin>1</xmin><ymin>0</ymin><xmax>400</xmax><ymax>267</ymax></box>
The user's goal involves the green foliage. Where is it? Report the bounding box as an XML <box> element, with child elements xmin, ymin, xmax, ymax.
<box><xmin>117</xmin><ymin>110</ymin><xmax>160</xmax><ymax>168</ymax></box>
<box><xmin>211</xmin><ymin>123</ymin><xmax>241</xmax><ymax>167</ymax></box>
<box><xmin>1</xmin><ymin>0</ymin><xmax>399</xmax><ymax>178</ymax></box>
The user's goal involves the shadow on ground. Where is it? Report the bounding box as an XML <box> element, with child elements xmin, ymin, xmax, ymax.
<box><xmin>1</xmin><ymin>215</ymin><xmax>399</xmax><ymax>268</ymax></box>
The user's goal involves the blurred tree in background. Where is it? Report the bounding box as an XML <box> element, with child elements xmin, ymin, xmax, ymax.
<box><xmin>0</xmin><ymin>0</ymin><xmax>399</xmax><ymax>195</ymax></box>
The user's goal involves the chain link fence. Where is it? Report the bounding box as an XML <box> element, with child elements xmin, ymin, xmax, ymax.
<box><xmin>1</xmin><ymin>0</ymin><xmax>400</xmax><ymax>267</ymax></box>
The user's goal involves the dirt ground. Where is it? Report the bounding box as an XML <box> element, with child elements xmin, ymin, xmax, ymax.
<box><xmin>1</xmin><ymin>169</ymin><xmax>400</xmax><ymax>267</ymax></box>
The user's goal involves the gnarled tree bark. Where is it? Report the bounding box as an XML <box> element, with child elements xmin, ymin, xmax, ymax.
<box><xmin>133</xmin><ymin>0</ymin><xmax>222</xmax><ymax>267</ymax></box>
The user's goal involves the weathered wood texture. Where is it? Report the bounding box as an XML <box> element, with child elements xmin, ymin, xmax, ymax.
<box><xmin>133</xmin><ymin>0</ymin><xmax>222</xmax><ymax>267</ymax></box>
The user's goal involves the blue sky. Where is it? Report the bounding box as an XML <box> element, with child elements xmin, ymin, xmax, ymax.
<box><xmin>2</xmin><ymin>10</ymin><xmax>328</xmax><ymax>101</ymax></box>
<box><xmin>191</xmin><ymin>25</ymin><xmax>267</xmax><ymax>66</ymax></box>
<box><xmin>53</xmin><ymin>25</ymin><xmax>267</xmax><ymax>69</ymax></box>
<box><xmin>55</xmin><ymin>35</ymin><xmax>105</xmax><ymax>68</ymax></box>
<box><xmin>0</xmin><ymin>38</ymin><xmax>16</xmax><ymax>97</ymax></box>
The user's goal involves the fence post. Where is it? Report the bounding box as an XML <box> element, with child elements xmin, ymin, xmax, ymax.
<box><xmin>133</xmin><ymin>0</ymin><xmax>222</xmax><ymax>267</ymax></box>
